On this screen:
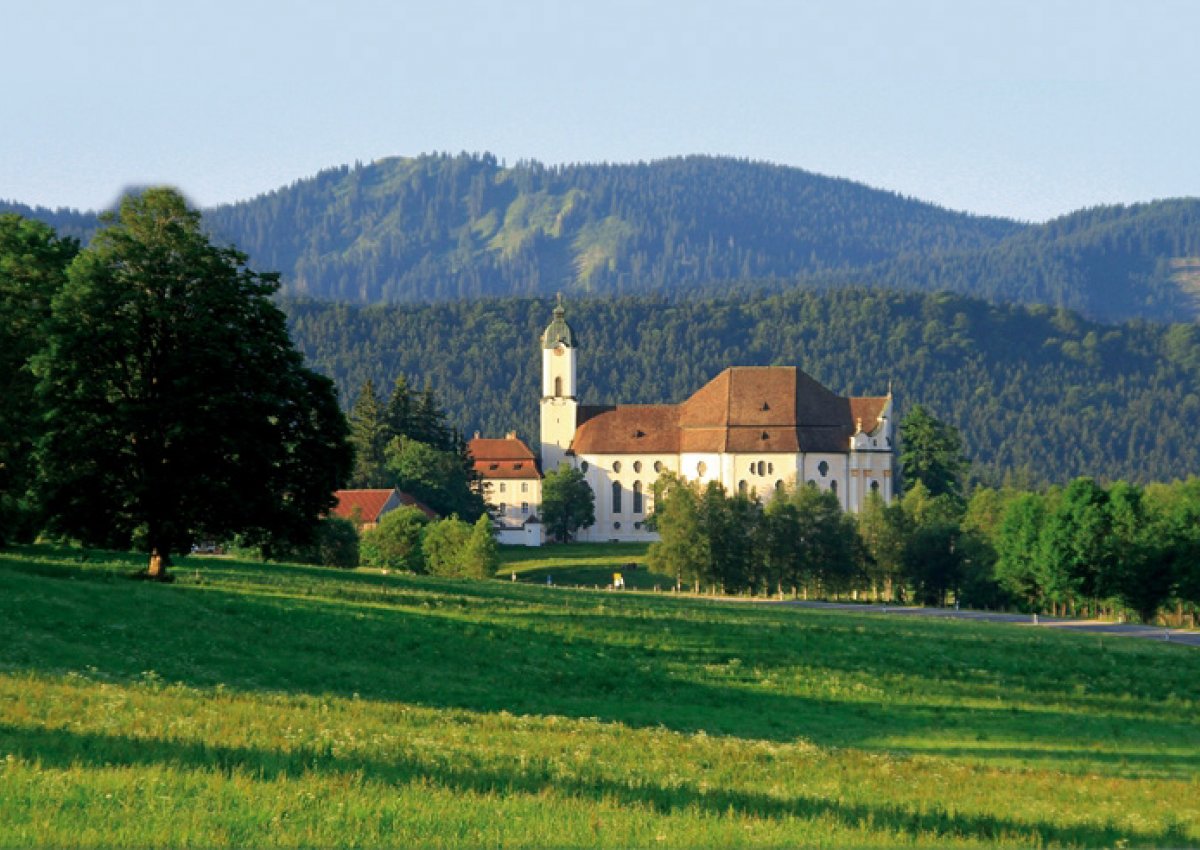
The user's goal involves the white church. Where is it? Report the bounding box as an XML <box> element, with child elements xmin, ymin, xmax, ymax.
<box><xmin>473</xmin><ymin>300</ymin><xmax>895</xmax><ymax>544</ymax></box>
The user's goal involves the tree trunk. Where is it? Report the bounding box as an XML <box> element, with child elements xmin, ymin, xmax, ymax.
<box><xmin>147</xmin><ymin>547</ymin><xmax>172</xmax><ymax>580</ymax></box>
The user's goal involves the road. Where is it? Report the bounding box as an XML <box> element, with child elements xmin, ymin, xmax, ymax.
<box><xmin>773</xmin><ymin>600</ymin><xmax>1200</xmax><ymax>646</ymax></box>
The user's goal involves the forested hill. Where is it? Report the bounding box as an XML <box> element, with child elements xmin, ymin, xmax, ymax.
<box><xmin>6</xmin><ymin>153</ymin><xmax>1199</xmax><ymax>321</ymax></box>
<box><xmin>284</xmin><ymin>289</ymin><xmax>1200</xmax><ymax>488</ymax></box>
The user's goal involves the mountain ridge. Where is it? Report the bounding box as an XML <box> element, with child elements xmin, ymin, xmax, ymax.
<box><xmin>4</xmin><ymin>153</ymin><xmax>1198</xmax><ymax>321</ymax></box>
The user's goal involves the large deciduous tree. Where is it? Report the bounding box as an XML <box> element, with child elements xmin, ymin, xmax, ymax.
<box><xmin>0</xmin><ymin>215</ymin><xmax>77</xmax><ymax>544</ymax></box>
<box><xmin>33</xmin><ymin>189</ymin><xmax>351</xmax><ymax>578</ymax></box>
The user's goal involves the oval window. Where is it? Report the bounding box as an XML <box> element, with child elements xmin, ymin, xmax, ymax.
<box><xmin>580</xmin><ymin>461</ymin><xmax>589</xmax><ymax>472</ymax></box>
<box><xmin>696</xmin><ymin>461</ymin><xmax>707</xmax><ymax>476</ymax></box>
<box><xmin>818</xmin><ymin>461</ymin><xmax>829</xmax><ymax>477</ymax></box>
<box><xmin>633</xmin><ymin>460</ymin><xmax>642</xmax><ymax>473</ymax></box>
<box><xmin>654</xmin><ymin>460</ymin><xmax>664</xmax><ymax>473</ymax></box>
<box><xmin>612</xmin><ymin>461</ymin><xmax>622</xmax><ymax>473</ymax></box>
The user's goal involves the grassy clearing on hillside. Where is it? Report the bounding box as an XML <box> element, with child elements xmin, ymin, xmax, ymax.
<box><xmin>2</xmin><ymin>544</ymin><xmax>1198</xmax><ymax>848</ymax></box>
<box><xmin>498</xmin><ymin>541</ymin><xmax>672</xmax><ymax>589</ymax></box>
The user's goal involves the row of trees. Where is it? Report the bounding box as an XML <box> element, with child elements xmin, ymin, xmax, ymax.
<box><xmin>0</xmin><ymin>193</ymin><xmax>354</xmax><ymax>577</ymax></box>
<box><xmin>358</xmin><ymin>507</ymin><xmax>498</xmax><ymax>578</ymax></box>
<box><xmin>645</xmin><ymin>406</ymin><xmax>1200</xmax><ymax>625</ymax></box>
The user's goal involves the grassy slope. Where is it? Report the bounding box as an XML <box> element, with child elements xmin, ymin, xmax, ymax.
<box><xmin>1</xmin><ymin>545</ymin><xmax>1198</xmax><ymax>848</ymax></box>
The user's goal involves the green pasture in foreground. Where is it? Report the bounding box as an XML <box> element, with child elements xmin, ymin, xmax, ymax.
<box><xmin>1</xmin><ymin>545</ymin><xmax>1198</xmax><ymax>848</ymax></box>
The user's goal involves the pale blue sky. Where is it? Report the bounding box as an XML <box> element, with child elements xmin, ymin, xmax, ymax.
<box><xmin>3</xmin><ymin>0</ymin><xmax>1197</xmax><ymax>221</ymax></box>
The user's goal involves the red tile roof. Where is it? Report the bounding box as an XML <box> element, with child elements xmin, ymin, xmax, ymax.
<box><xmin>469</xmin><ymin>435</ymin><xmax>541</xmax><ymax>479</ymax></box>
<box><xmin>571</xmin><ymin>367</ymin><xmax>888</xmax><ymax>455</ymax></box>
<box><xmin>331</xmin><ymin>489</ymin><xmax>437</xmax><ymax>522</ymax></box>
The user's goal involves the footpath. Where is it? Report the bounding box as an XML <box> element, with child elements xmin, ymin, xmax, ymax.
<box><xmin>773</xmin><ymin>600</ymin><xmax>1200</xmax><ymax>646</ymax></box>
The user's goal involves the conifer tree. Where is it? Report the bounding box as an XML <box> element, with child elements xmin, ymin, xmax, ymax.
<box><xmin>347</xmin><ymin>379</ymin><xmax>388</xmax><ymax>487</ymax></box>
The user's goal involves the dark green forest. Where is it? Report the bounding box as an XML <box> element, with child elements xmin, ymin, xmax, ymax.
<box><xmin>285</xmin><ymin>289</ymin><xmax>1200</xmax><ymax>488</ymax></box>
<box><xmin>7</xmin><ymin>153</ymin><xmax>1198</xmax><ymax>321</ymax></box>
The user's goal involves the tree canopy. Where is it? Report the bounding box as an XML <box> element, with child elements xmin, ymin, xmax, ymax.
<box><xmin>0</xmin><ymin>215</ymin><xmax>77</xmax><ymax>544</ymax></box>
<box><xmin>32</xmin><ymin>189</ymin><xmax>352</xmax><ymax>577</ymax></box>
<box><xmin>541</xmin><ymin>465</ymin><xmax>596</xmax><ymax>543</ymax></box>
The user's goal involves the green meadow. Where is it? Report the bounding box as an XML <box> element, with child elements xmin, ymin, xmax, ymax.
<box><xmin>1</xmin><ymin>544</ymin><xmax>1198</xmax><ymax>848</ymax></box>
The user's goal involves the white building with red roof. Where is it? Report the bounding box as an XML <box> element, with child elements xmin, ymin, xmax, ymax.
<box><xmin>538</xmin><ymin>301</ymin><xmax>895</xmax><ymax>542</ymax></box>
<box><xmin>467</xmin><ymin>432</ymin><xmax>543</xmax><ymax>546</ymax></box>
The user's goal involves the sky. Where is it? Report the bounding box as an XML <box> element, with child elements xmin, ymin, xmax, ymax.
<box><xmin>3</xmin><ymin>0</ymin><xmax>1197</xmax><ymax>222</ymax></box>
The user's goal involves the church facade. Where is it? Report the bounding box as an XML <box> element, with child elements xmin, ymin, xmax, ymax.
<box><xmin>538</xmin><ymin>302</ymin><xmax>895</xmax><ymax>543</ymax></box>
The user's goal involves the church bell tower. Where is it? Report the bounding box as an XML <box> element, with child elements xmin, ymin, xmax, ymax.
<box><xmin>540</xmin><ymin>296</ymin><xmax>578</xmax><ymax>472</ymax></box>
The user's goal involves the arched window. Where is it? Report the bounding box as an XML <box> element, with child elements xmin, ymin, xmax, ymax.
<box><xmin>775</xmin><ymin>479</ymin><xmax>785</xmax><ymax>495</ymax></box>
<box><xmin>818</xmin><ymin>460</ymin><xmax>829</xmax><ymax>477</ymax></box>
<box><xmin>633</xmin><ymin>481</ymin><xmax>643</xmax><ymax>513</ymax></box>
<box><xmin>612</xmin><ymin>481</ymin><xmax>622</xmax><ymax>513</ymax></box>
<box><xmin>580</xmin><ymin>461</ymin><xmax>589</xmax><ymax>472</ymax></box>
<box><xmin>654</xmin><ymin>460</ymin><xmax>664</xmax><ymax>473</ymax></box>
<box><xmin>612</xmin><ymin>461</ymin><xmax>622</xmax><ymax>473</ymax></box>
<box><xmin>738</xmin><ymin>480</ymin><xmax>748</xmax><ymax>495</ymax></box>
<box><xmin>554</xmin><ymin>376</ymin><xmax>563</xmax><ymax>397</ymax></box>
<box><xmin>768</xmin><ymin>463</ymin><xmax>774</xmax><ymax>474</ymax></box>
<box><xmin>870</xmin><ymin>480</ymin><xmax>880</xmax><ymax>493</ymax></box>
<box><xmin>830</xmin><ymin>480</ymin><xmax>838</xmax><ymax>494</ymax></box>
<box><xmin>696</xmin><ymin>461</ymin><xmax>707</xmax><ymax>477</ymax></box>
<box><xmin>633</xmin><ymin>460</ymin><xmax>642</xmax><ymax>473</ymax></box>
<box><xmin>756</xmin><ymin>460</ymin><xmax>766</xmax><ymax>476</ymax></box>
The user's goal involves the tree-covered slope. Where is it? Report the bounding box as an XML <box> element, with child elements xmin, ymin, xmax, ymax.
<box><xmin>201</xmin><ymin>153</ymin><xmax>1018</xmax><ymax>302</ymax></box>
<box><xmin>846</xmin><ymin>200</ymin><xmax>1200</xmax><ymax>322</ymax></box>
<box><xmin>284</xmin><ymin>290</ymin><xmax>1200</xmax><ymax>487</ymax></box>
<box><xmin>6</xmin><ymin>153</ymin><xmax>1199</xmax><ymax>320</ymax></box>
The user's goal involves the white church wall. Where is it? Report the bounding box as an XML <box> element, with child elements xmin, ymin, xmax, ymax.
<box><xmin>574</xmin><ymin>452</ymin><xmax>674</xmax><ymax>542</ymax></box>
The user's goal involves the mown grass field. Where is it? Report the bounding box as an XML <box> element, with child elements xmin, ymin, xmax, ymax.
<box><xmin>1</xmin><ymin>544</ymin><xmax>1198</xmax><ymax>848</ymax></box>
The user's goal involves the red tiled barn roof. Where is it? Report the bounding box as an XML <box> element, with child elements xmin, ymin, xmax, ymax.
<box><xmin>331</xmin><ymin>489</ymin><xmax>437</xmax><ymax>522</ymax></box>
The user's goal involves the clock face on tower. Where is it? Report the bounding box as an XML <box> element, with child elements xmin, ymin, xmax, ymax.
<box><xmin>553</xmin><ymin>344</ymin><xmax>565</xmax><ymax>357</ymax></box>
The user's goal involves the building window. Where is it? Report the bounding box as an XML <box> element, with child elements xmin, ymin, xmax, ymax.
<box><xmin>756</xmin><ymin>460</ymin><xmax>766</xmax><ymax>476</ymax></box>
<box><xmin>499</xmin><ymin>482</ymin><xmax>506</xmax><ymax>493</ymax></box>
<box><xmin>807</xmin><ymin>479</ymin><xmax>816</xmax><ymax>488</ymax></box>
<box><xmin>818</xmin><ymin>460</ymin><xmax>829</xmax><ymax>477</ymax></box>
<box><xmin>580</xmin><ymin>461</ymin><xmax>589</xmax><ymax>472</ymax></box>
<box><xmin>634</xmin><ymin>521</ymin><xmax>642</xmax><ymax>530</ymax></box>
<box><xmin>521</xmin><ymin>482</ymin><xmax>528</xmax><ymax>493</ymax></box>
<box><xmin>654</xmin><ymin>460</ymin><xmax>664</xmax><ymax>473</ymax></box>
<box><xmin>738</xmin><ymin>480</ymin><xmax>748</xmax><ymax>495</ymax></box>
<box><xmin>870</xmin><ymin>480</ymin><xmax>880</xmax><ymax>493</ymax></box>
<box><xmin>768</xmin><ymin>462</ymin><xmax>774</xmax><ymax>474</ymax></box>
<box><xmin>633</xmin><ymin>481</ymin><xmax>643</xmax><ymax>513</ymax></box>
<box><xmin>696</xmin><ymin>461</ymin><xmax>707</xmax><ymax>476</ymax></box>
<box><xmin>830</xmin><ymin>480</ymin><xmax>838</xmax><ymax>494</ymax></box>
<box><xmin>522</xmin><ymin>502</ymin><xmax>529</xmax><ymax>514</ymax></box>
<box><xmin>775</xmin><ymin>479</ymin><xmax>784</xmax><ymax>495</ymax></box>
<box><xmin>554</xmin><ymin>376</ymin><xmax>563</xmax><ymax>397</ymax></box>
<box><xmin>612</xmin><ymin>481</ymin><xmax>622</xmax><ymax>513</ymax></box>
<box><xmin>613</xmin><ymin>521</ymin><xmax>621</xmax><ymax>530</ymax></box>
<box><xmin>498</xmin><ymin>502</ymin><xmax>507</xmax><ymax>514</ymax></box>
<box><xmin>633</xmin><ymin>460</ymin><xmax>642</xmax><ymax>473</ymax></box>
<box><xmin>612</xmin><ymin>461</ymin><xmax>622</xmax><ymax>473</ymax></box>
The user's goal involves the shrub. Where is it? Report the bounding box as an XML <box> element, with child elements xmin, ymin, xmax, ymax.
<box><xmin>421</xmin><ymin>516</ymin><xmax>473</xmax><ymax>577</ymax></box>
<box><xmin>360</xmin><ymin>506</ymin><xmax>429</xmax><ymax>572</ymax></box>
